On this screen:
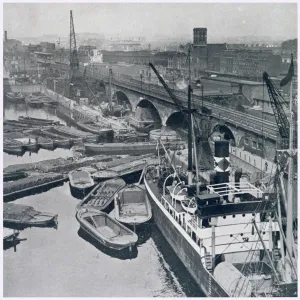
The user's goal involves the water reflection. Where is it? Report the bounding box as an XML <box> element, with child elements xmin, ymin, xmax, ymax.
<box><xmin>150</xmin><ymin>224</ymin><xmax>205</xmax><ymax>297</ymax></box>
<box><xmin>3</xmin><ymin>148</ymin><xmax>74</xmax><ymax>168</ymax></box>
<box><xmin>4</xmin><ymin>102</ymin><xmax>66</xmax><ymax>125</ymax></box>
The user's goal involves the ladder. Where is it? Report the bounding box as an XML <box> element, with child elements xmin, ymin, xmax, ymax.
<box><xmin>205</xmin><ymin>254</ymin><xmax>213</xmax><ymax>271</ymax></box>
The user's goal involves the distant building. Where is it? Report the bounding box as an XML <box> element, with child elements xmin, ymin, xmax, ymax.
<box><xmin>153</xmin><ymin>51</ymin><xmax>181</xmax><ymax>67</ymax></box>
<box><xmin>90</xmin><ymin>49</ymin><xmax>103</xmax><ymax>64</ymax></box>
<box><xmin>78</xmin><ymin>45</ymin><xmax>97</xmax><ymax>56</ymax></box>
<box><xmin>191</xmin><ymin>28</ymin><xmax>208</xmax><ymax>73</ymax></box>
<box><xmin>217</xmin><ymin>49</ymin><xmax>282</xmax><ymax>78</ymax></box>
<box><xmin>108</xmin><ymin>37</ymin><xmax>143</xmax><ymax>51</ymax></box>
<box><xmin>191</xmin><ymin>28</ymin><xmax>227</xmax><ymax>78</ymax></box>
<box><xmin>3</xmin><ymin>31</ymin><xmax>22</xmax><ymax>53</ymax></box>
<box><xmin>280</xmin><ymin>48</ymin><xmax>297</xmax><ymax>75</ymax></box>
<box><xmin>40</xmin><ymin>42</ymin><xmax>55</xmax><ymax>53</ymax></box>
<box><xmin>34</xmin><ymin>51</ymin><xmax>53</xmax><ymax>66</ymax></box>
<box><xmin>102</xmin><ymin>50</ymin><xmax>152</xmax><ymax>65</ymax></box>
<box><xmin>28</xmin><ymin>44</ymin><xmax>43</xmax><ymax>53</ymax></box>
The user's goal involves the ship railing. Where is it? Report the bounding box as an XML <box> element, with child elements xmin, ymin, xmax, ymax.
<box><xmin>206</xmin><ymin>182</ymin><xmax>263</xmax><ymax>199</ymax></box>
<box><xmin>188</xmin><ymin>215</ymin><xmax>198</xmax><ymax>231</ymax></box>
<box><xmin>161</xmin><ymin>194</ymin><xmax>202</xmax><ymax>248</ymax></box>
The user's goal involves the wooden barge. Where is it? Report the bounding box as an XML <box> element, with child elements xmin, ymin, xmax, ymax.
<box><xmin>4</xmin><ymin>203</ymin><xmax>58</xmax><ymax>229</ymax></box>
<box><xmin>3</xmin><ymin>173</ymin><xmax>67</xmax><ymax>199</ymax></box>
<box><xmin>85</xmin><ymin>141</ymin><xmax>184</xmax><ymax>156</ymax></box>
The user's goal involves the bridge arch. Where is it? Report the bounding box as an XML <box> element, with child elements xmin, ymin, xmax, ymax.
<box><xmin>114</xmin><ymin>91</ymin><xmax>133</xmax><ymax>111</ymax></box>
<box><xmin>98</xmin><ymin>80</ymin><xmax>106</xmax><ymax>89</ymax></box>
<box><xmin>212</xmin><ymin>124</ymin><xmax>236</xmax><ymax>146</ymax></box>
<box><xmin>166</xmin><ymin>111</ymin><xmax>188</xmax><ymax>130</ymax></box>
<box><xmin>135</xmin><ymin>99</ymin><xmax>162</xmax><ymax>126</ymax></box>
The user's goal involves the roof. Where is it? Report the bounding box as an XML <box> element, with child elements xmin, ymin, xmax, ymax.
<box><xmin>203</xmin><ymin>75</ymin><xmax>264</xmax><ymax>86</ymax></box>
<box><xmin>154</xmin><ymin>51</ymin><xmax>186</xmax><ymax>57</ymax></box>
<box><xmin>34</xmin><ymin>51</ymin><xmax>53</xmax><ymax>56</ymax></box>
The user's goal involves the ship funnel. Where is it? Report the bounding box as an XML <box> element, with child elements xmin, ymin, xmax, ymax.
<box><xmin>214</xmin><ymin>140</ymin><xmax>230</xmax><ymax>184</ymax></box>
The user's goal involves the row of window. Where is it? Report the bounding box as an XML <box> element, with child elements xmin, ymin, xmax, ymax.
<box><xmin>244</xmin><ymin>138</ymin><xmax>263</xmax><ymax>150</ymax></box>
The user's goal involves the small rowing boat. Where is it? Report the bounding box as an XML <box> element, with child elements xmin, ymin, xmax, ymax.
<box><xmin>69</xmin><ymin>169</ymin><xmax>95</xmax><ymax>196</ymax></box>
<box><xmin>113</xmin><ymin>184</ymin><xmax>152</xmax><ymax>226</ymax></box>
<box><xmin>76</xmin><ymin>178</ymin><xmax>126</xmax><ymax>212</ymax></box>
<box><xmin>76</xmin><ymin>208</ymin><xmax>138</xmax><ymax>251</ymax></box>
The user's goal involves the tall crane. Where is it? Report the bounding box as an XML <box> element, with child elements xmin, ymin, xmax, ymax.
<box><xmin>149</xmin><ymin>62</ymin><xmax>201</xmax><ymax>137</ymax></box>
<box><xmin>263</xmin><ymin>71</ymin><xmax>290</xmax><ymax>139</ymax></box>
<box><xmin>83</xmin><ymin>66</ymin><xmax>103</xmax><ymax>110</ymax></box>
<box><xmin>69</xmin><ymin>10</ymin><xmax>79</xmax><ymax>81</ymax></box>
<box><xmin>263</xmin><ymin>62</ymin><xmax>297</xmax><ymax>283</ymax></box>
<box><xmin>149</xmin><ymin>56</ymin><xmax>214</xmax><ymax>172</ymax></box>
<box><xmin>69</xmin><ymin>10</ymin><xmax>80</xmax><ymax>99</ymax></box>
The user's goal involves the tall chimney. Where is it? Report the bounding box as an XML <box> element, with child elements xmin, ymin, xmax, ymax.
<box><xmin>214</xmin><ymin>140</ymin><xmax>230</xmax><ymax>184</ymax></box>
<box><xmin>4</xmin><ymin>30</ymin><xmax>7</xmax><ymax>41</ymax></box>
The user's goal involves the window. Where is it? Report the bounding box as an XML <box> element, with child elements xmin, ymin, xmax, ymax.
<box><xmin>244</xmin><ymin>138</ymin><xmax>249</xmax><ymax>145</ymax></box>
<box><xmin>252</xmin><ymin>141</ymin><xmax>257</xmax><ymax>148</ymax></box>
<box><xmin>257</xmin><ymin>143</ymin><xmax>263</xmax><ymax>151</ymax></box>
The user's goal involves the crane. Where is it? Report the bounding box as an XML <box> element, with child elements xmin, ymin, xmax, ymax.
<box><xmin>82</xmin><ymin>66</ymin><xmax>104</xmax><ymax>112</ymax></box>
<box><xmin>263</xmin><ymin>59</ymin><xmax>298</xmax><ymax>279</ymax></box>
<box><xmin>149</xmin><ymin>62</ymin><xmax>202</xmax><ymax>137</ymax></box>
<box><xmin>69</xmin><ymin>10</ymin><xmax>79</xmax><ymax>81</ymax></box>
<box><xmin>69</xmin><ymin>10</ymin><xmax>80</xmax><ymax>100</ymax></box>
<box><xmin>263</xmin><ymin>71</ymin><xmax>289</xmax><ymax>139</ymax></box>
<box><xmin>149</xmin><ymin>59</ymin><xmax>214</xmax><ymax>172</ymax></box>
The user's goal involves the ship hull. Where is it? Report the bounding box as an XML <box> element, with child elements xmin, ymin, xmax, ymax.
<box><xmin>144</xmin><ymin>177</ymin><xmax>229</xmax><ymax>297</ymax></box>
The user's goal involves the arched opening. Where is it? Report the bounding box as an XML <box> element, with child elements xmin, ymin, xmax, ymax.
<box><xmin>135</xmin><ymin>99</ymin><xmax>162</xmax><ymax>128</ymax></box>
<box><xmin>109</xmin><ymin>91</ymin><xmax>132</xmax><ymax>117</ymax></box>
<box><xmin>166</xmin><ymin>111</ymin><xmax>188</xmax><ymax>130</ymax></box>
<box><xmin>166</xmin><ymin>111</ymin><xmax>188</xmax><ymax>140</ymax></box>
<box><xmin>98</xmin><ymin>80</ymin><xmax>106</xmax><ymax>90</ymax></box>
<box><xmin>115</xmin><ymin>91</ymin><xmax>132</xmax><ymax>110</ymax></box>
<box><xmin>54</xmin><ymin>69</ymin><xmax>60</xmax><ymax>78</ymax></box>
<box><xmin>211</xmin><ymin>124</ymin><xmax>235</xmax><ymax>146</ymax></box>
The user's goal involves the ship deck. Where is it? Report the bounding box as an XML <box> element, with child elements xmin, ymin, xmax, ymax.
<box><xmin>163</xmin><ymin>192</ymin><xmax>185</xmax><ymax>213</ymax></box>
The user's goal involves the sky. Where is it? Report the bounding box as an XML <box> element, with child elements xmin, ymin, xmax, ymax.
<box><xmin>3</xmin><ymin>2</ymin><xmax>297</xmax><ymax>42</ymax></box>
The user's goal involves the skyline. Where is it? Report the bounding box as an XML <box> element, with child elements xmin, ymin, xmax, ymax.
<box><xmin>3</xmin><ymin>3</ymin><xmax>297</xmax><ymax>43</ymax></box>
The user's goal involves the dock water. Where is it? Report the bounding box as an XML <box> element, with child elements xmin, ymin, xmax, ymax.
<box><xmin>3</xmin><ymin>95</ymin><xmax>203</xmax><ymax>297</ymax></box>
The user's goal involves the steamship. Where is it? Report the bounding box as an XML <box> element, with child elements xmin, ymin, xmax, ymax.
<box><xmin>143</xmin><ymin>54</ymin><xmax>297</xmax><ymax>296</ymax></box>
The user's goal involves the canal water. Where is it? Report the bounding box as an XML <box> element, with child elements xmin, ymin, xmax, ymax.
<box><xmin>3</xmin><ymin>103</ymin><xmax>203</xmax><ymax>297</ymax></box>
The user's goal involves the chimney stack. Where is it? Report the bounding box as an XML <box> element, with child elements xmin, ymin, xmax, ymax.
<box><xmin>4</xmin><ymin>30</ymin><xmax>7</xmax><ymax>41</ymax></box>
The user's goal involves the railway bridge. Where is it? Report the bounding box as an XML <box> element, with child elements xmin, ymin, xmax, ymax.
<box><xmin>49</xmin><ymin>62</ymin><xmax>279</xmax><ymax>158</ymax></box>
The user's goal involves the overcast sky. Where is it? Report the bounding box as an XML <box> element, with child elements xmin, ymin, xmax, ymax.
<box><xmin>3</xmin><ymin>3</ymin><xmax>297</xmax><ymax>41</ymax></box>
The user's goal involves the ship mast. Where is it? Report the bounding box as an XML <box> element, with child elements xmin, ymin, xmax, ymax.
<box><xmin>286</xmin><ymin>67</ymin><xmax>295</xmax><ymax>278</ymax></box>
<box><xmin>109</xmin><ymin>68</ymin><xmax>113</xmax><ymax>112</ymax></box>
<box><xmin>187</xmin><ymin>45</ymin><xmax>193</xmax><ymax>187</ymax></box>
